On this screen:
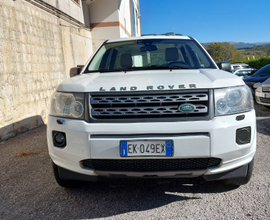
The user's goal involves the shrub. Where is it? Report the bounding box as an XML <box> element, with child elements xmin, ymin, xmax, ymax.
<box><xmin>246</xmin><ymin>56</ymin><xmax>270</xmax><ymax>69</ymax></box>
<box><xmin>232</xmin><ymin>56</ymin><xmax>270</xmax><ymax>69</ymax></box>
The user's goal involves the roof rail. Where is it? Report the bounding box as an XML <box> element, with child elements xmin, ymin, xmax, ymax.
<box><xmin>142</xmin><ymin>32</ymin><xmax>183</xmax><ymax>37</ymax></box>
<box><xmin>163</xmin><ymin>32</ymin><xmax>183</xmax><ymax>36</ymax></box>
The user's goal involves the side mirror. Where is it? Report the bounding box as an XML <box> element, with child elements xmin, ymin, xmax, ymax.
<box><xmin>217</xmin><ymin>62</ymin><xmax>231</xmax><ymax>72</ymax></box>
<box><xmin>70</xmin><ymin>65</ymin><xmax>84</xmax><ymax>77</ymax></box>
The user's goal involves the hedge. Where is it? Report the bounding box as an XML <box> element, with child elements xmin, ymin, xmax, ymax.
<box><xmin>231</xmin><ymin>56</ymin><xmax>270</xmax><ymax>69</ymax></box>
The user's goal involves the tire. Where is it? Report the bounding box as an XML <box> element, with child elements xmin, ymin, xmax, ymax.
<box><xmin>52</xmin><ymin>162</ymin><xmax>81</xmax><ymax>188</ymax></box>
<box><xmin>222</xmin><ymin>159</ymin><xmax>254</xmax><ymax>186</ymax></box>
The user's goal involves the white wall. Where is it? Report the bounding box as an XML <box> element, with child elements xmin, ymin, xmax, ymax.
<box><xmin>89</xmin><ymin>0</ymin><xmax>141</xmax><ymax>50</ymax></box>
<box><xmin>89</xmin><ymin>0</ymin><xmax>119</xmax><ymax>23</ymax></box>
<box><xmin>0</xmin><ymin>0</ymin><xmax>93</xmax><ymax>141</ymax></box>
<box><xmin>118</xmin><ymin>0</ymin><xmax>132</xmax><ymax>38</ymax></box>
<box><xmin>42</xmin><ymin>0</ymin><xmax>85</xmax><ymax>24</ymax></box>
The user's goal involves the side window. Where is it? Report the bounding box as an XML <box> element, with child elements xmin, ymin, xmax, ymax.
<box><xmin>131</xmin><ymin>1</ymin><xmax>139</xmax><ymax>36</ymax></box>
<box><xmin>236</xmin><ymin>71</ymin><xmax>244</xmax><ymax>76</ymax></box>
<box><xmin>113</xmin><ymin>52</ymin><xmax>122</xmax><ymax>69</ymax></box>
<box><xmin>183</xmin><ymin>45</ymin><xmax>203</xmax><ymax>68</ymax></box>
<box><xmin>99</xmin><ymin>49</ymin><xmax>118</xmax><ymax>70</ymax></box>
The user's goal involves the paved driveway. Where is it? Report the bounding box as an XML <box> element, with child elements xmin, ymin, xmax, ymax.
<box><xmin>0</xmin><ymin>103</ymin><xmax>269</xmax><ymax>219</ymax></box>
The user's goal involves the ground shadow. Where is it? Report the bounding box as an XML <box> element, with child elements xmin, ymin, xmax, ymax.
<box><xmin>49</xmin><ymin>177</ymin><xmax>238</xmax><ymax>219</ymax></box>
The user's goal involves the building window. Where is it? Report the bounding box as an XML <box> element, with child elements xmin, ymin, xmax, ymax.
<box><xmin>131</xmin><ymin>0</ymin><xmax>137</xmax><ymax>36</ymax></box>
<box><xmin>73</xmin><ymin>0</ymin><xmax>80</xmax><ymax>5</ymax></box>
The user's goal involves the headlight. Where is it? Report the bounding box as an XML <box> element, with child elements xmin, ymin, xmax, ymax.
<box><xmin>49</xmin><ymin>92</ymin><xmax>85</xmax><ymax>119</ymax></box>
<box><xmin>214</xmin><ymin>85</ymin><xmax>253</xmax><ymax>116</ymax></box>
<box><xmin>253</xmin><ymin>82</ymin><xmax>262</xmax><ymax>89</ymax></box>
<box><xmin>256</xmin><ymin>85</ymin><xmax>262</xmax><ymax>93</ymax></box>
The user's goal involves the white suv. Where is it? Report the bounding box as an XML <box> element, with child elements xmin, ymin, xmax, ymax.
<box><xmin>47</xmin><ymin>35</ymin><xmax>256</xmax><ymax>187</ymax></box>
<box><xmin>231</xmin><ymin>63</ymin><xmax>251</xmax><ymax>71</ymax></box>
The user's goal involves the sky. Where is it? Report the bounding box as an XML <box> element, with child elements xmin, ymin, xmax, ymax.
<box><xmin>139</xmin><ymin>0</ymin><xmax>270</xmax><ymax>43</ymax></box>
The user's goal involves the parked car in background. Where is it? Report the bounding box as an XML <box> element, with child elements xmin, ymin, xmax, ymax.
<box><xmin>255</xmin><ymin>77</ymin><xmax>270</xmax><ymax>108</ymax></box>
<box><xmin>243</xmin><ymin>64</ymin><xmax>270</xmax><ymax>96</ymax></box>
<box><xmin>231</xmin><ymin>63</ymin><xmax>250</xmax><ymax>71</ymax></box>
<box><xmin>232</xmin><ymin>68</ymin><xmax>257</xmax><ymax>79</ymax></box>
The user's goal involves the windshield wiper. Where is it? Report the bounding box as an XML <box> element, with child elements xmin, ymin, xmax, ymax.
<box><xmin>144</xmin><ymin>65</ymin><xmax>190</xmax><ymax>70</ymax></box>
<box><xmin>99</xmin><ymin>69</ymin><xmax>125</xmax><ymax>73</ymax></box>
<box><xmin>166</xmin><ymin>65</ymin><xmax>190</xmax><ymax>69</ymax></box>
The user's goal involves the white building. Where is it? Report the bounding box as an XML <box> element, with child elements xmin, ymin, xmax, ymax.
<box><xmin>88</xmin><ymin>0</ymin><xmax>141</xmax><ymax>48</ymax></box>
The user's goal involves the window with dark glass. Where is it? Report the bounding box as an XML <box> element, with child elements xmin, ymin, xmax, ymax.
<box><xmin>85</xmin><ymin>39</ymin><xmax>217</xmax><ymax>73</ymax></box>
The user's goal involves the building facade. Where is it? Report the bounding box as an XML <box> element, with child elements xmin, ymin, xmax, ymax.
<box><xmin>0</xmin><ymin>0</ymin><xmax>141</xmax><ymax>141</ymax></box>
<box><xmin>89</xmin><ymin>0</ymin><xmax>141</xmax><ymax>49</ymax></box>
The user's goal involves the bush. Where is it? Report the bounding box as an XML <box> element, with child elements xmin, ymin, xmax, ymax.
<box><xmin>246</xmin><ymin>56</ymin><xmax>270</xmax><ymax>69</ymax></box>
<box><xmin>232</xmin><ymin>56</ymin><xmax>270</xmax><ymax>69</ymax></box>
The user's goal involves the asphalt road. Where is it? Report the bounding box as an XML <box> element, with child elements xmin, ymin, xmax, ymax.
<box><xmin>0</xmin><ymin>103</ymin><xmax>269</xmax><ymax>220</ymax></box>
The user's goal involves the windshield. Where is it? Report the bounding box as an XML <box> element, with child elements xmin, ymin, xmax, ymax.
<box><xmin>253</xmin><ymin>64</ymin><xmax>270</xmax><ymax>76</ymax></box>
<box><xmin>85</xmin><ymin>39</ymin><xmax>217</xmax><ymax>73</ymax></box>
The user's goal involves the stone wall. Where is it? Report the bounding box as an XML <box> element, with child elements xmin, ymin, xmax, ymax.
<box><xmin>0</xmin><ymin>0</ymin><xmax>93</xmax><ymax>141</ymax></box>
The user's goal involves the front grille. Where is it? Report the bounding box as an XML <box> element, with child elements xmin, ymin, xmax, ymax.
<box><xmin>262</xmin><ymin>86</ymin><xmax>270</xmax><ymax>93</ymax></box>
<box><xmin>259</xmin><ymin>97</ymin><xmax>270</xmax><ymax>104</ymax></box>
<box><xmin>81</xmin><ymin>158</ymin><xmax>221</xmax><ymax>172</ymax></box>
<box><xmin>90</xmin><ymin>92</ymin><xmax>209</xmax><ymax>119</ymax></box>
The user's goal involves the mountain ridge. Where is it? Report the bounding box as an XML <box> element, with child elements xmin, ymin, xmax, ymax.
<box><xmin>202</xmin><ymin>41</ymin><xmax>270</xmax><ymax>48</ymax></box>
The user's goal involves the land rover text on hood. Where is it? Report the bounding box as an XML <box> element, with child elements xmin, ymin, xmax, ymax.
<box><xmin>47</xmin><ymin>35</ymin><xmax>256</xmax><ymax>187</ymax></box>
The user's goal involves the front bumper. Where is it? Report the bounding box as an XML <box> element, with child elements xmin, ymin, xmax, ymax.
<box><xmin>255</xmin><ymin>91</ymin><xmax>270</xmax><ymax>106</ymax></box>
<box><xmin>47</xmin><ymin>110</ymin><xmax>256</xmax><ymax>180</ymax></box>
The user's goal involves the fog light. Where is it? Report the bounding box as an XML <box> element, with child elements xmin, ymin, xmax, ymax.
<box><xmin>53</xmin><ymin>131</ymin><xmax>66</xmax><ymax>147</ymax></box>
<box><xmin>236</xmin><ymin>127</ymin><xmax>251</xmax><ymax>145</ymax></box>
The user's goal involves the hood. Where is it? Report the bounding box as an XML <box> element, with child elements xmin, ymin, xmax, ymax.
<box><xmin>243</xmin><ymin>76</ymin><xmax>270</xmax><ymax>83</ymax></box>
<box><xmin>261</xmin><ymin>77</ymin><xmax>270</xmax><ymax>86</ymax></box>
<box><xmin>57</xmin><ymin>69</ymin><xmax>244</xmax><ymax>92</ymax></box>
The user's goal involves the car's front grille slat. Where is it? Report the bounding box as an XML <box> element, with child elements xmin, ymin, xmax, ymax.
<box><xmin>259</xmin><ymin>97</ymin><xmax>270</xmax><ymax>104</ymax></box>
<box><xmin>81</xmin><ymin>158</ymin><xmax>221</xmax><ymax>172</ymax></box>
<box><xmin>92</xmin><ymin>104</ymin><xmax>208</xmax><ymax>116</ymax></box>
<box><xmin>262</xmin><ymin>87</ymin><xmax>270</xmax><ymax>93</ymax></box>
<box><xmin>90</xmin><ymin>92</ymin><xmax>209</xmax><ymax>119</ymax></box>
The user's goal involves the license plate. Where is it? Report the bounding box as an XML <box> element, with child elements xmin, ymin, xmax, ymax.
<box><xmin>264</xmin><ymin>93</ymin><xmax>270</xmax><ymax>98</ymax></box>
<box><xmin>120</xmin><ymin>140</ymin><xmax>173</xmax><ymax>157</ymax></box>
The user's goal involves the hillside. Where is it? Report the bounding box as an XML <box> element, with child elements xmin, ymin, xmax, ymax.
<box><xmin>202</xmin><ymin>42</ymin><xmax>270</xmax><ymax>60</ymax></box>
<box><xmin>237</xmin><ymin>44</ymin><xmax>270</xmax><ymax>58</ymax></box>
<box><xmin>203</xmin><ymin>41</ymin><xmax>270</xmax><ymax>49</ymax></box>
<box><xmin>228</xmin><ymin>41</ymin><xmax>270</xmax><ymax>48</ymax></box>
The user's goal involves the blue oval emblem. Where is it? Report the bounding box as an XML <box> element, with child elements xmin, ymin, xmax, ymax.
<box><xmin>179</xmin><ymin>104</ymin><xmax>195</xmax><ymax>113</ymax></box>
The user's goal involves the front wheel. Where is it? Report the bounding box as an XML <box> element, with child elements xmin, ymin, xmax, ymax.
<box><xmin>222</xmin><ymin>159</ymin><xmax>254</xmax><ymax>186</ymax></box>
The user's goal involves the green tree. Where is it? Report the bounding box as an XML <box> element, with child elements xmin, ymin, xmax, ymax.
<box><xmin>207</xmin><ymin>42</ymin><xmax>243</xmax><ymax>63</ymax></box>
<box><xmin>207</xmin><ymin>42</ymin><xmax>225</xmax><ymax>62</ymax></box>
